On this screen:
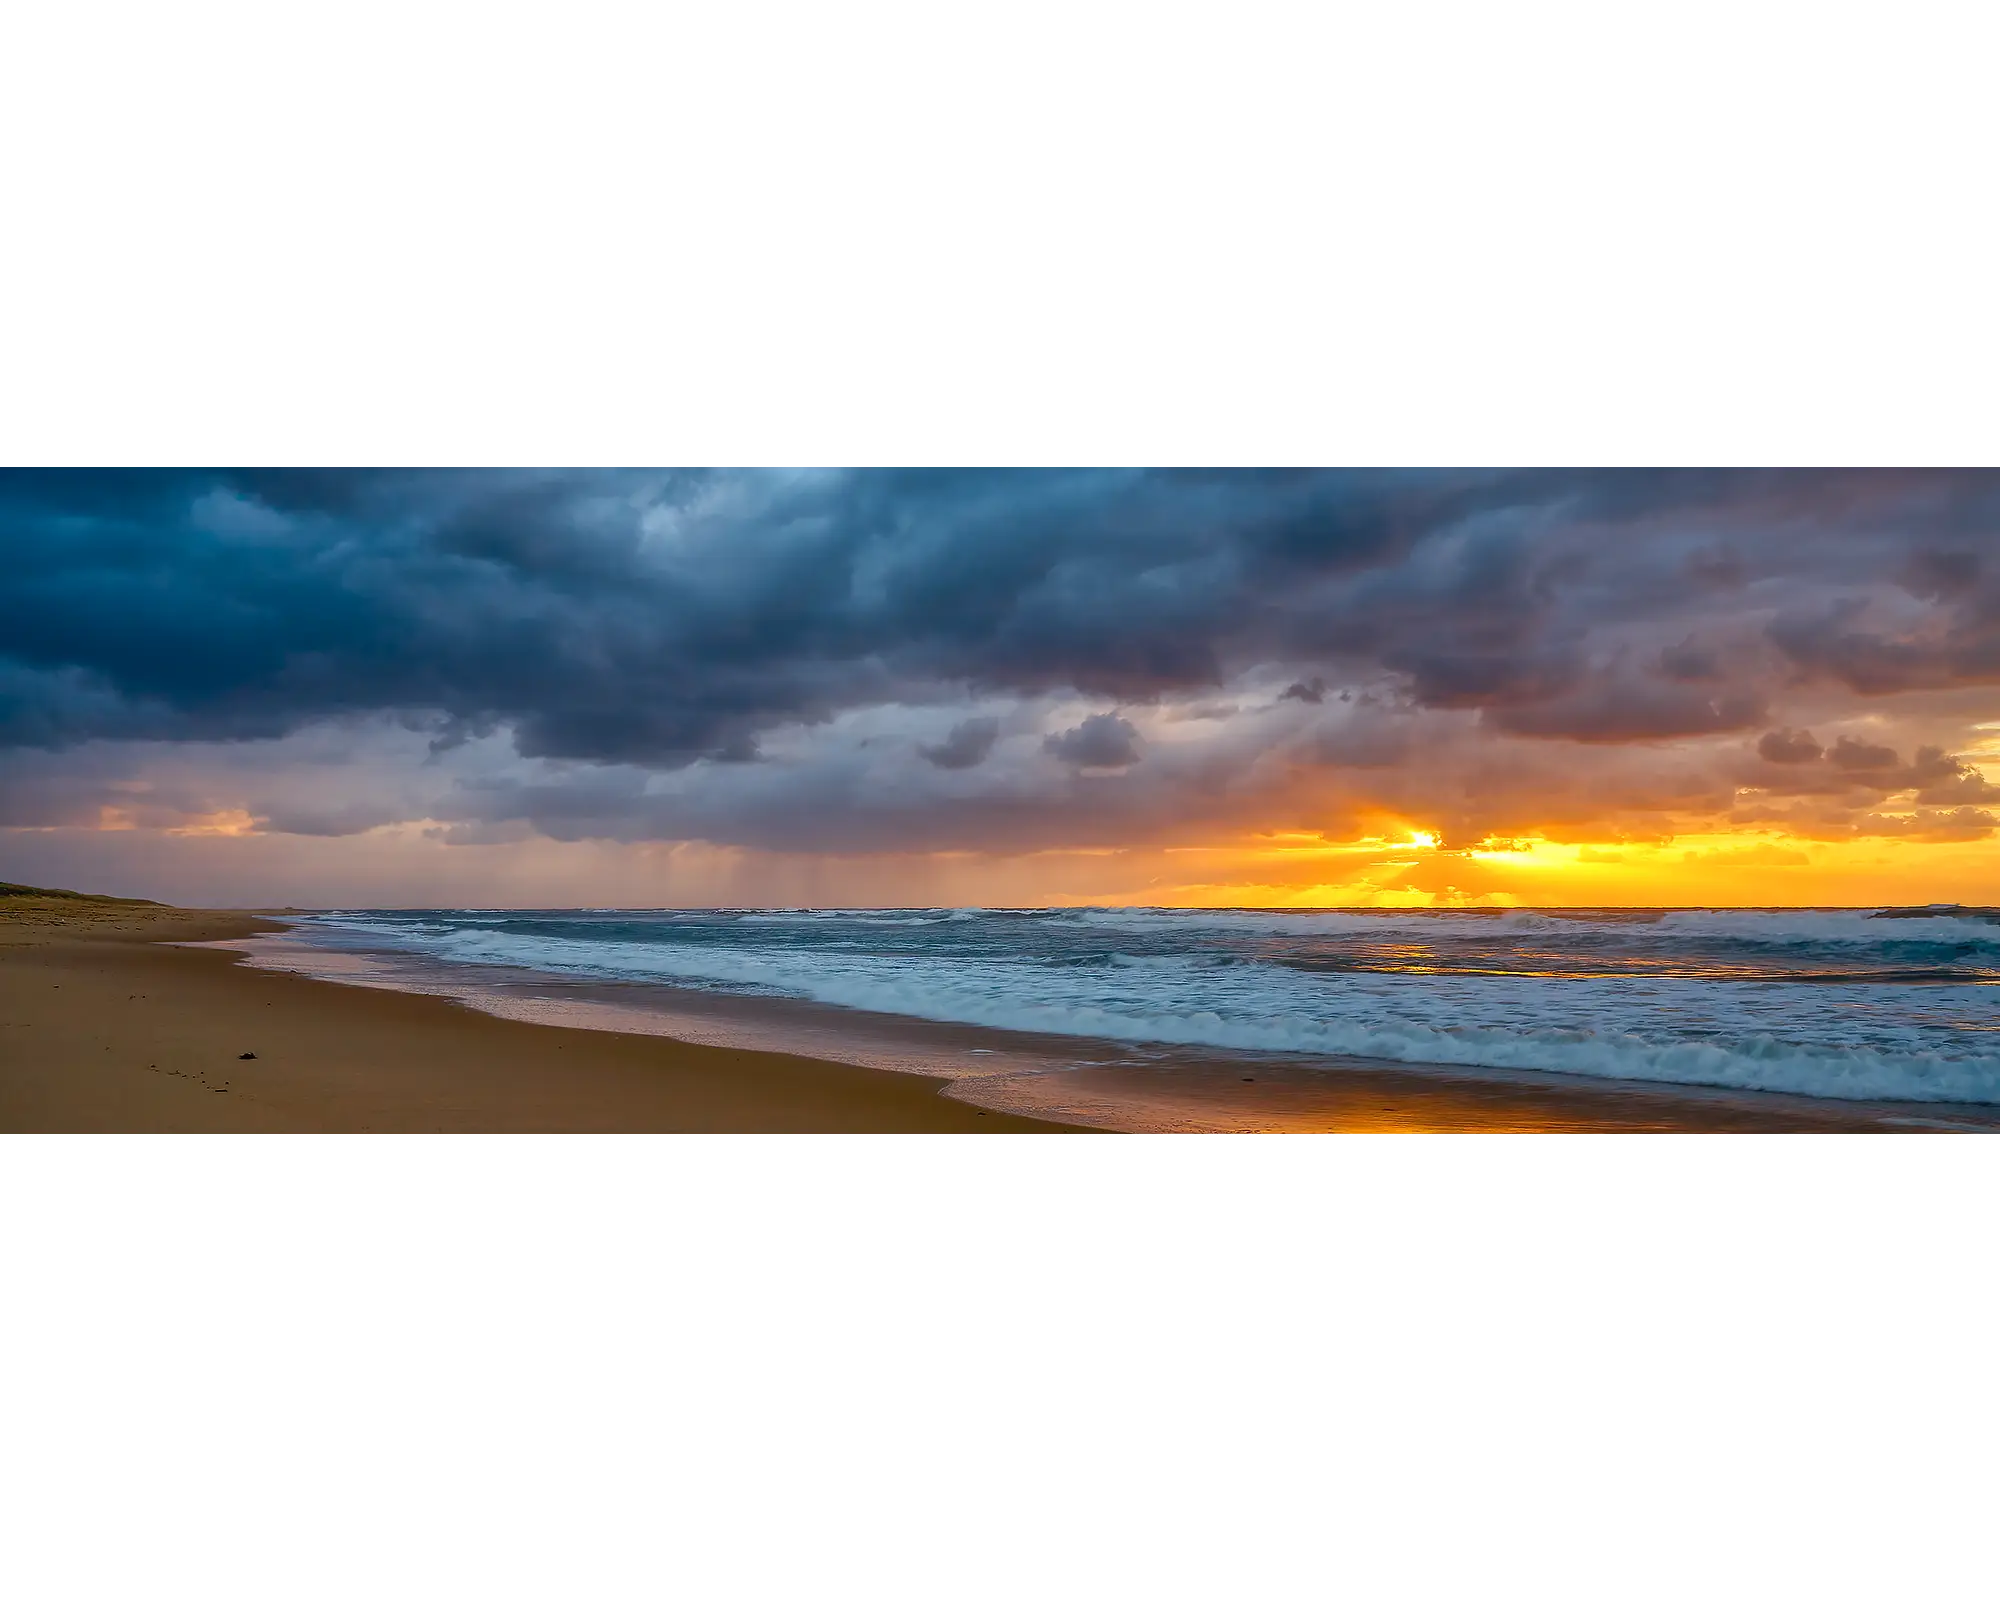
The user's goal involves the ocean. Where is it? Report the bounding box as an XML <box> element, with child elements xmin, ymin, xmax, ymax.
<box><xmin>230</xmin><ymin>905</ymin><xmax>2000</xmax><ymax>1131</ymax></box>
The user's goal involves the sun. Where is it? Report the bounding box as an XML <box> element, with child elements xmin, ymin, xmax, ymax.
<box><xmin>1408</xmin><ymin>830</ymin><xmax>1441</xmax><ymax>850</ymax></box>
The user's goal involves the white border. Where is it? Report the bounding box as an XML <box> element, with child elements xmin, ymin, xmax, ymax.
<box><xmin>5</xmin><ymin>1136</ymin><xmax>1995</xmax><ymax>1598</ymax></box>
<box><xmin>4</xmin><ymin>4</ymin><xmax>1996</xmax><ymax>466</ymax></box>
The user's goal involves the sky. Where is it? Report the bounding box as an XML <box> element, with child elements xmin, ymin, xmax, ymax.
<box><xmin>4</xmin><ymin>467</ymin><xmax>2000</xmax><ymax>909</ymax></box>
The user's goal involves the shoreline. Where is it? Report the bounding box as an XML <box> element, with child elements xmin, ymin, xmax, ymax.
<box><xmin>190</xmin><ymin>911</ymin><xmax>2000</xmax><ymax>1132</ymax></box>
<box><xmin>0</xmin><ymin>902</ymin><xmax>1086</xmax><ymax>1132</ymax></box>
<box><xmin>246</xmin><ymin>920</ymin><xmax>2000</xmax><ymax>1128</ymax></box>
<box><xmin>260</xmin><ymin>905</ymin><xmax>2000</xmax><ymax>1130</ymax></box>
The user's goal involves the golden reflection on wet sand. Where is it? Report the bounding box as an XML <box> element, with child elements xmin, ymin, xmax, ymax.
<box><xmin>947</xmin><ymin>1059</ymin><xmax>2000</xmax><ymax>1134</ymax></box>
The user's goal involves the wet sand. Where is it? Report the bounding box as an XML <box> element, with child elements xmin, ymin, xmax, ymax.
<box><xmin>954</xmin><ymin>1053</ymin><xmax>1997</xmax><ymax>1132</ymax></box>
<box><xmin>0</xmin><ymin>897</ymin><xmax>1080</xmax><ymax>1132</ymax></box>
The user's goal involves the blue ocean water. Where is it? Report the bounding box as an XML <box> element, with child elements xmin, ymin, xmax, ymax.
<box><xmin>283</xmin><ymin>906</ymin><xmax>2000</xmax><ymax>1105</ymax></box>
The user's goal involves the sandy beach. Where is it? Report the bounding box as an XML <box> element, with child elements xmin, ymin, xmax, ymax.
<box><xmin>0</xmin><ymin>893</ymin><xmax>1080</xmax><ymax>1132</ymax></box>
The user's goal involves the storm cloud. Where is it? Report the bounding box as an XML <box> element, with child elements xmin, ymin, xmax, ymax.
<box><xmin>920</xmin><ymin>716</ymin><xmax>1001</xmax><ymax>770</ymax></box>
<box><xmin>1044</xmin><ymin>713</ymin><xmax>1142</xmax><ymax>769</ymax></box>
<box><xmin>4</xmin><ymin>468</ymin><xmax>2000</xmax><ymax>860</ymax></box>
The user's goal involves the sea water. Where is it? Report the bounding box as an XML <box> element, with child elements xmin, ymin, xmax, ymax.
<box><xmin>267</xmin><ymin>906</ymin><xmax>2000</xmax><ymax>1108</ymax></box>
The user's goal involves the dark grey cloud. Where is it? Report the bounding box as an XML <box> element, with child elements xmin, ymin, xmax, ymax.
<box><xmin>1758</xmin><ymin>728</ymin><xmax>1822</xmax><ymax>764</ymax></box>
<box><xmin>6</xmin><ymin>468</ymin><xmax>1997</xmax><ymax>757</ymax></box>
<box><xmin>1486</xmin><ymin>676</ymin><xmax>1766</xmax><ymax>744</ymax></box>
<box><xmin>920</xmin><ymin>716</ymin><xmax>1001</xmax><ymax>770</ymax></box>
<box><xmin>1828</xmin><ymin>735</ymin><xmax>1897</xmax><ymax>771</ymax></box>
<box><xmin>1044</xmin><ymin>713</ymin><xmax>1142</xmax><ymax>769</ymax></box>
<box><xmin>1769</xmin><ymin>519</ymin><xmax>2000</xmax><ymax>697</ymax></box>
<box><xmin>0</xmin><ymin>468</ymin><xmax>1392</xmax><ymax>757</ymax></box>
